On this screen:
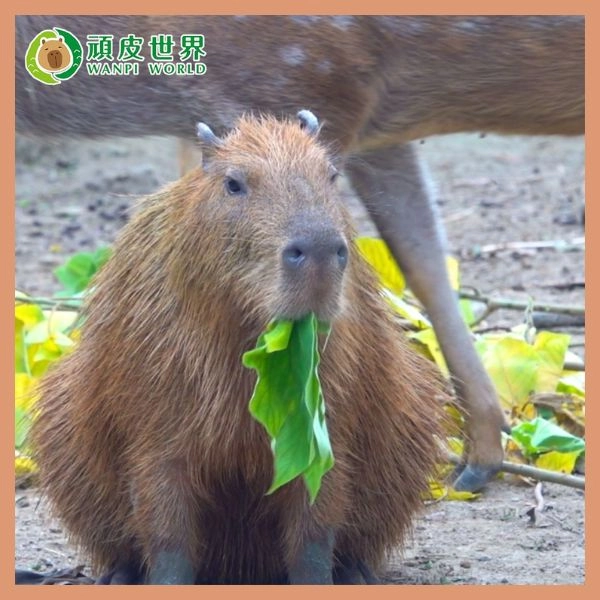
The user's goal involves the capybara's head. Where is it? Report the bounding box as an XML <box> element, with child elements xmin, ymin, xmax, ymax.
<box><xmin>183</xmin><ymin>110</ymin><xmax>352</xmax><ymax>325</ymax></box>
<box><xmin>36</xmin><ymin>37</ymin><xmax>71</xmax><ymax>72</ymax></box>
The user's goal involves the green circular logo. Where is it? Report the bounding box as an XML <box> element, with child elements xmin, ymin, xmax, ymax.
<box><xmin>25</xmin><ymin>28</ymin><xmax>83</xmax><ymax>85</ymax></box>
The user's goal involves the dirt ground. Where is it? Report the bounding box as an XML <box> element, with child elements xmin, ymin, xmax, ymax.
<box><xmin>14</xmin><ymin>131</ymin><xmax>585</xmax><ymax>584</ymax></box>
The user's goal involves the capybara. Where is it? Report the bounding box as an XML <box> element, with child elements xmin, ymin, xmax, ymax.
<box><xmin>31</xmin><ymin>111</ymin><xmax>448</xmax><ymax>584</ymax></box>
<box><xmin>36</xmin><ymin>37</ymin><xmax>71</xmax><ymax>72</ymax></box>
<box><xmin>16</xmin><ymin>16</ymin><xmax>584</xmax><ymax>491</ymax></box>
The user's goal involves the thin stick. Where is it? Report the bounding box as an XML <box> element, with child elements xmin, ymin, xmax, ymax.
<box><xmin>445</xmin><ymin>452</ymin><xmax>585</xmax><ymax>490</ymax></box>
<box><xmin>563</xmin><ymin>360</ymin><xmax>585</xmax><ymax>372</ymax></box>
<box><xmin>15</xmin><ymin>295</ymin><xmax>83</xmax><ymax>311</ymax></box>
<box><xmin>532</xmin><ymin>312</ymin><xmax>585</xmax><ymax>329</ymax></box>
<box><xmin>469</xmin><ymin>237</ymin><xmax>584</xmax><ymax>255</ymax></box>
<box><xmin>460</xmin><ymin>290</ymin><xmax>584</xmax><ymax>316</ymax></box>
<box><xmin>525</xmin><ymin>482</ymin><xmax>546</xmax><ymax>526</ymax></box>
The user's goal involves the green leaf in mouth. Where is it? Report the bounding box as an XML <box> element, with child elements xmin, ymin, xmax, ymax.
<box><xmin>242</xmin><ymin>314</ymin><xmax>334</xmax><ymax>504</ymax></box>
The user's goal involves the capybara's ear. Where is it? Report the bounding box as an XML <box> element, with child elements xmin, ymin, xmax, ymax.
<box><xmin>297</xmin><ymin>110</ymin><xmax>320</xmax><ymax>136</ymax></box>
<box><xmin>40</xmin><ymin>38</ymin><xmax>46</xmax><ymax>44</ymax></box>
<box><xmin>196</xmin><ymin>122</ymin><xmax>222</xmax><ymax>147</ymax></box>
<box><xmin>196</xmin><ymin>122</ymin><xmax>223</xmax><ymax>168</ymax></box>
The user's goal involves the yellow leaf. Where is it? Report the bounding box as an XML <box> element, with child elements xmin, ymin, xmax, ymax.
<box><xmin>535</xmin><ymin>450</ymin><xmax>579</xmax><ymax>474</ymax></box>
<box><xmin>447</xmin><ymin>437</ymin><xmax>464</xmax><ymax>456</ymax></box>
<box><xmin>356</xmin><ymin>237</ymin><xmax>460</xmax><ymax>297</ymax></box>
<box><xmin>520</xmin><ymin>402</ymin><xmax>538</xmax><ymax>422</ymax></box>
<box><xmin>426</xmin><ymin>479</ymin><xmax>448</xmax><ymax>500</ymax></box>
<box><xmin>52</xmin><ymin>331</ymin><xmax>76</xmax><ymax>348</ymax></box>
<box><xmin>42</xmin><ymin>309</ymin><xmax>79</xmax><ymax>333</ymax></box>
<box><xmin>443</xmin><ymin>407</ymin><xmax>464</xmax><ymax>436</ymax></box>
<box><xmin>15</xmin><ymin>303</ymin><xmax>44</xmax><ymax>328</ymax></box>
<box><xmin>533</xmin><ymin>331</ymin><xmax>571</xmax><ymax>393</ymax></box>
<box><xmin>446</xmin><ymin>488</ymin><xmax>481</xmax><ymax>501</ymax></box>
<box><xmin>355</xmin><ymin>237</ymin><xmax>406</xmax><ymax>295</ymax></box>
<box><xmin>476</xmin><ymin>337</ymin><xmax>538</xmax><ymax>412</ymax></box>
<box><xmin>24</xmin><ymin>320</ymin><xmax>51</xmax><ymax>345</ymax></box>
<box><xmin>15</xmin><ymin>453</ymin><xmax>37</xmax><ymax>476</ymax></box>
<box><xmin>559</xmin><ymin>371</ymin><xmax>585</xmax><ymax>397</ymax></box>
<box><xmin>382</xmin><ymin>290</ymin><xmax>431</xmax><ymax>329</ymax></box>
<box><xmin>446</xmin><ymin>256</ymin><xmax>460</xmax><ymax>291</ymax></box>
<box><xmin>15</xmin><ymin>373</ymin><xmax>39</xmax><ymax>412</ymax></box>
<box><xmin>31</xmin><ymin>359</ymin><xmax>55</xmax><ymax>379</ymax></box>
<box><xmin>409</xmin><ymin>328</ymin><xmax>449</xmax><ymax>375</ymax></box>
<box><xmin>504</xmin><ymin>438</ymin><xmax>528</xmax><ymax>464</ymax></box>
<box><xmin>425</xmin><ymin>479</ymin><xmax>480</xmax><ymax>501</ymax></box>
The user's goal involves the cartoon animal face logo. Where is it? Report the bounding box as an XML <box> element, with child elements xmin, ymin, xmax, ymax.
<box><xmin>36</xmin><ymin>37</ymin><xmax>72</xmax><ymax>72</ymax></box>
<box><xmin>25</xmin><ymin>28</ymin><xmax>83</xmax><ymax>85</ymax></box>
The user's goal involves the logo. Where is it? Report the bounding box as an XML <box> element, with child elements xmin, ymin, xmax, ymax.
<box><xmin>24</xmin><ymin>28</ymin><xmax>207</xmax><ymax>84</ymax></box>
<box><xmin>25</xmin><ymin>28</ymin><xmax>83</xmax><ymax>85</ymax></box>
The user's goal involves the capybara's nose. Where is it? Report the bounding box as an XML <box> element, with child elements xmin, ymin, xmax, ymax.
<box><xmin>48</xmin><ymin>50</ymin><xmax>63</xmax><ymax>69</ymax></box>
<box><xmin>282</xmin><ymin>231</ymin><xmax>348</xmax><ymax>274</ymax></box>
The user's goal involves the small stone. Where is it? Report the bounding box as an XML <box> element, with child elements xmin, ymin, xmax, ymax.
<box><xmin>62</xmin><ymin>224</ymin><xmax>82</xmax><ymax>237</ymax></box>
<box><xmin>40</xmin><ymin>255</ymin><xmax>60</xmax><ymax>266</ymax></box>
<box><xmin>16</xmin><ymin>496</ymin><xmax>30</xmax><ymax>508</ymax></box>
<box><xmin>479</xmin><ymin>198</ymin><xmax>503</xmax><ymax>208</ymax></box>
<box><xmin>56</xmin><ymin>158</ymin><xmax>76</xmax><ymax>169</ymax></box>
<box><xmin>85</xmin><ymin>181</ymin><xmax>102</xmax><ymax>191</ymax></box>
<box><xmin>553</xmin><ymin>211</ymin><xmax>578</xmax><ymax>226</ymax></box>
<box><xmin>55</xmin><ymin>206</ymin><xmax>83</xmax><ymax>218</ymax></box>
<box><xmin>460</xmin><ymin>561</ymin><xmax>471</xmax><ymax>569</ymax></box>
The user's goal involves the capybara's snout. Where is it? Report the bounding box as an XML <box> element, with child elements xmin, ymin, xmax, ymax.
<box><xmin>281</xmin><ymin>228</ymin><xmax>348</xmax><ymax>276</ymax></box>
<box><xmin>276</xmin><ymin>216</ymin><xmax>349</xmax><ymax>321</ymax></box>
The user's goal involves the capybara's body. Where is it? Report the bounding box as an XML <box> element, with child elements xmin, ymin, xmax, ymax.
<box><xmin>32</xmin><ymin>113</ymin><xmax>446</xmax><ymax>584</ymax></box>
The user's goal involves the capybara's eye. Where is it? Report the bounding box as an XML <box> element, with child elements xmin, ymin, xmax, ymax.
<box><xmin>329</xmin><ymin>165</ymin><xmax>339</xmax><ymax>183</ymax></box>
<box><xmin>225</xmin><ymin>177</ymin><xmax>246</xmax><ymax>195</ymax></box>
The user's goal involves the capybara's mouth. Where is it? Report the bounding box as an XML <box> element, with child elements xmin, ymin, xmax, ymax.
<box><xmin>274</xmin><ymin>287</ymin><xmax>345</xmax><ymax>324</ymax></box>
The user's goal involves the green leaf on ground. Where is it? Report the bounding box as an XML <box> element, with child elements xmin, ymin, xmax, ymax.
<box><xmin>511</xmin><ymin>417</ymin><xmax>585</xmax><ymax>457</ymax></box>
<box><xmin>53</xmin><ymin>247</ymin><xmax>111</xmax><ymax>295</ymax></box>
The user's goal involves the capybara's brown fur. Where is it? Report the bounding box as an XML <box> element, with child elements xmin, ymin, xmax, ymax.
<box><xmin>32</xmin><ymin>113</ymin><xmax>447</xmax><ymax>584</ymax></box>
<box><xmin>18</xmin><ymin>16</ymin><xmax>584</xmax><ymax>491</ymax></box>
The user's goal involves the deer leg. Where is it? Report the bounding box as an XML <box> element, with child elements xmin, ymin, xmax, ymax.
<box><xmin>346</xmin><ymin>142</ymin><xmax>509</xmax><ymax>492</ymax></box>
